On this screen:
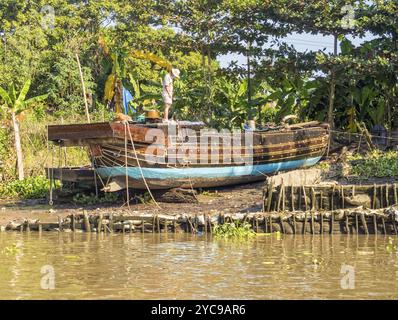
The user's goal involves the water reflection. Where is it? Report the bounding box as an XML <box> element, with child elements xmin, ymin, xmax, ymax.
<box><xmin>0</xmin><ymin>232</ymin><xmax>397</xmax><ymax>299</ymax></box>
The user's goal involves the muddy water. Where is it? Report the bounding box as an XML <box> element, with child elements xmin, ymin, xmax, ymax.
<box><xmin>0</xmin><ymin>232</ymin><xmax>397</xmax><ymax>300</ymax></box>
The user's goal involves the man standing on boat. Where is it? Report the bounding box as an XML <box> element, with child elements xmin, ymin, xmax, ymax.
<box><xmin>162</xmin><ymin>68</ymin><xmax>180</xmax><ymax>122</ymax></box>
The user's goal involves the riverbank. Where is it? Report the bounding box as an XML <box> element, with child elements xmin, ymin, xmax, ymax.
<box><xmin>0</xmin><ymin>182</ymin><xmax>264</xmax><ymax>229</ymax></box>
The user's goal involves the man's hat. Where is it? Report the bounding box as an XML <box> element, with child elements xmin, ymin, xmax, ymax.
<box><xmin>171</xmin><ymin>68</ymin><xmax>181</xmax><ymax>78</ymax></box>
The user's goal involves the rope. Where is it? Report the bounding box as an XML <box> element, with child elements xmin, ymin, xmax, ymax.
<box><xmin>328</xmin><ymin>128</ymin><xmax>398</xmax><ymax>142</ymax></box>
<box><xmin>124</xmin><ymin>123</ymin><xmax>130</xmax><ymax>208</ymax></box>
<box><xmin>125</xmin><ymin>122</ymin><xmax>161</xmax><ymax>209</ymax></box>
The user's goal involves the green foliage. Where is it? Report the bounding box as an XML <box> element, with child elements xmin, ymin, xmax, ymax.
<box><xmin>72</xmin><ymin>192</ymin><xmax>119</xmax><ymax>205</ymax></box>
<box><xmin>349</xmin><ymin>151</ymin><xmax>398</xmax><ymax>178</ymax></box>
<box><xmin>0</xmin><ymin>0</ymin><xmax>398</xmax><ymax>185</ymax></box>
<box><xmin>0</xmin><ymin>175</ymin><xmax>52</xmax><ymax>199</ymax></box>
<box><xmin>213</xmin><ymin>221</ymin><xmax>256</xmax><ymax>239</ymax></box>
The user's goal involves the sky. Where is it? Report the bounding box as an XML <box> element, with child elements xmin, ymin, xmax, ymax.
<box><xmin>218</xmin><ymin>31</ymin><xmax>376</xmax><ymax>68</ymax></box>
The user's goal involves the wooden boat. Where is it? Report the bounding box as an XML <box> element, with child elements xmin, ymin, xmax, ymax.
<box><xmin>47</xmin><ymin>120</ymin><xmax>330</xmax><ymax>190</ymax></box>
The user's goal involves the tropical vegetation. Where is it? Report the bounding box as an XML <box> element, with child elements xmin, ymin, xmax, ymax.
<box><xmin>0</xmin><ymin>0</ymin><xmax>397</xmax><ymax>189</ymax></box>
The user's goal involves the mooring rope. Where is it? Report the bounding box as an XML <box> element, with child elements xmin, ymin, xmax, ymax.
<box><xmin>124</xmin><ymin>123</ymin><xmax>130</xmax><ymax>208</ymax></box>
<box><xmin>328</xmin><ymin>128</ymin><xmax>398</xmax><ymax>142</ymax></box>
<box><xmin>125</xmin><ymin>122</ymin><xmax>161</xmax><ymax>209</ymax></box>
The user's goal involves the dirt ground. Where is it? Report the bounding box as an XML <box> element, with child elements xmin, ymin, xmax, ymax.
<box><xmin>0</xmin><ymin>182</ymin><xmax>265</xmax><ymax>227</ymax></box>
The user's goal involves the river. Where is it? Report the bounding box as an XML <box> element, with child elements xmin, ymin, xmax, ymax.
<box><xmin>0</xmin><ymin>232</ymin><xmax>397</xmax><ymax>299</ymax></box>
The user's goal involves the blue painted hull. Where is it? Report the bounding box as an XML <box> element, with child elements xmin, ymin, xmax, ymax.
<box><xmin>96</xmin><ymin>156</ymin><xmax>322</xmax><ymax>190</ymax></box>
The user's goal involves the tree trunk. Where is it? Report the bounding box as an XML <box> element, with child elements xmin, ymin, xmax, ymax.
<box><xmin>328</xmin><ymin>34</ymin><xmax>338</xmax><ymax>128</ymax></box>
<box><xmin>11</xmin><ymin>112</ymin><xmax>24</xmax><ymax>180</ymax></box>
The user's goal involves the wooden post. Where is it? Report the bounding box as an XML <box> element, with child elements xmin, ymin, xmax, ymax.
<box><xmin>264</xmin><ymin>216</ymin><xmax>268</xmax><ymax>233</ymax></box>
<box><xmin>311</xmin><ymin>187</ymin><xmax>316</xmax><ymax>211</ymax></box>
<box><xmin>360</xmin><ymin>214</ymin><xmax>369</xmax><ymax>235</ymax></box>
<box><xmin>394</xmin><ymin>184</ymin><xmax>398</xmax><ymax>205</ymax></box>
<box><xmin>97</xmin><ymin>213</ymin><xmax>103</xmax><ymax>233</ymax></box>
<box><xmin>293</xmin><ymin>215</ymin><xmax>296</xmax><ymax>234</ymax></box>
<box><xmin>386</xmin><ymin>184</ymin><xmax>389</xmax><ymax>207</ymax></box>
<box><xmin>173</xmin><ymin>220</ymin><xmax>177</xmax><ymax>234</ymax></box>
<box><xmin>109</xmin><ymin>213</ymin><xmax>114</xmax><ymax>233</ymax></box>
<box><xmin>141</xmin><ymin>219</ymin><xmax>145</xmax><ymax>233</ymax></box>
<box><xmin>345</xmin><ymin>213</ymin><xmax>349</xmax><ymax>234</ymax></box>
<box><xmin>303</xmin><ymin>212</ymin><xmax>308</xmax><ymax>234</ymax></box>
<box><xmin>83</xmin><ymin>212</ymin><xmax>91</xmax><ymax>232</ymax></box>
<box><xmin>58</xmin><ymin>216</ymin><xmax>63</xmax><ymax>232</ymax></box>
<box><xmin>303</xmin><ymin>186</ymin><xmax>308</xmax><ymax>211</ymax></box>
<box><xmin>269</xmin><ymin>215</ymin><xmax>273</xmax><ymax>233</ymax></box>
<box><xmin>382</xmin><ymin>216</ymin><xmax>387</xmax><ymax>235</ymax></box>
<box><xmin>75</xmin><ymin>53</ymin><xmax>90</xmax><ymax>123</ymax></box>
<box><xmin>157</xmin><ymin>215</ymin><xmax>160</xmax><ymax>233</ymax></box>
<box><xmin>71</xmin><ymin>214</ymin><xmax>76</xmax><ymax>232</ymax></box>
<box><xmin>299</xmin><ymin>186</ymin><xmax>302</xmax><ymax>210</ymax></box>
<box><xmin>341</xmin><ymin>186</ymin><xmax>345</xmax><ymax>209</ymax></box>
<box><xmin>380</xmin><ymin>185</ymin><xmax>384</xmax><ymax>208</ymax></box>
<box><xmin>330</xmin><ymin>212</ymin><xmax>334</xmax><ymax>235</ymax></box>
<box><xmin>38</xmin><ymin>223</ymin><xmax>42</xmax><ymax>234</ymax></box>
<box><xmin>204</xmin><ymin>214</ymin><xmax>208</xmax><ymax>234</ymax></box>
<box><xmin>319</xmin><ymin>191</ymin><xmax>323</xmax><ymax>210</ymax></box>
<box><xmin>311</xmin><ymin>212</ymin><xmax>315</xmax><ymax>235</ymax></box>
<box><xmin>331</xmin><ymin>185</ymin><xmax>335</xmax><ymax>211</ymax></box>
<box><xmin>373</xmin><ymin>214</ymin><xmax>377</xmax><ymax>235</ymax></box>
<box><xmin>291</xmin><ymin>186</ymin><xmax>295</xmax><ymax>212</ymax></box>
<box><xmin>355</xmin><ymin>213</ymin><xmax>359</xmax><ymax>234</ymax></box>
<box><xmin>280</xmin><ymin>216</ymin><xmax>285</xmax><ymax>234</ymax></box>
<box><xmin>320</xmin><ymin>212</ymin><xmax>324</xmax><ymax>235</ymax></box>
<box><xmin>373</xmin><ymin>184</ymin><xmax>377</xmax><ymax>209</ymax></box>
<box><xmin>277</xmin><ymin>184</ymin><xmax>283</xmax><ymax>212</ymax></box>
<box><xmin>266</xmin><ymin>181</ymin><xmax>274</xmax><ymax>212</ymax></box>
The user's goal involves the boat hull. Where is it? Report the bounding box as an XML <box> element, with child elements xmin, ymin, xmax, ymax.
<box><xmin>96</xmin><ymin>156</ymin><xmax>322</xmax><ymax>190</ymax></box>
<box><xmin>48</xmin><ymin>121</ymin><xmax>330</xmax><ymax>191</ymax></box>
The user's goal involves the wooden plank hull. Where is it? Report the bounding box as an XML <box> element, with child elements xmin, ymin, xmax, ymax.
<box><xmin>97</xmin><ymin>156</ymin><xmax>323</xmax><ymax>190</ymax></box>
<box><xmin>47</xmin><ymin>121</ymin><xmax>329</xmax><ymax>190</ymax></box>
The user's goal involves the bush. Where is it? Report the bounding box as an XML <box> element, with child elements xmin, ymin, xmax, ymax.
<box><xmin>0</xmin><ymin>176</ymin><xmax>51</xmax><ymax>199</ymax></box>
<box><xmin>72</xmin><ymin>192</ymin><xmax>119</xmax><ymax>205</ymax></box>
<box><xmin>213</xmin><ymin>221</ymin><xmax>256</xmax><ymax>239</ymax></box>
<box><xmin>349</xmin><ymin>150</ymin><xmax>398</xmax><ymax>178</ymax></box>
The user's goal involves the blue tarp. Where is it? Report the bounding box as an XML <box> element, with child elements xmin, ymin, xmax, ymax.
<box><xmin>122</xmin><ymin>87</ymin><xmax>134</xmax><ymax>115</ymax></box>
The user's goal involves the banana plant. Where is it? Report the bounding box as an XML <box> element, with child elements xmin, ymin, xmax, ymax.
<box><xmin>0</xmin><ymin>80</ymin><xmax>47</xmax><ymax>180</ymax></box>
